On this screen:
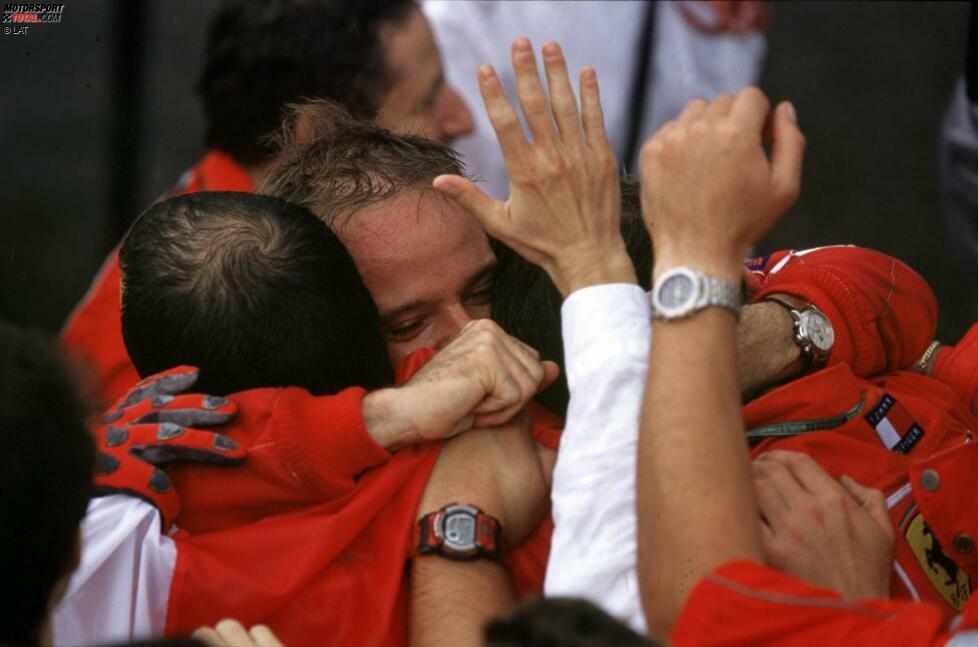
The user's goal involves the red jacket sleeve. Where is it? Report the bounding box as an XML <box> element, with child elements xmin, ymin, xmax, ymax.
<box><xmin>747</xmin><ymin>246</ymin><xmax>938</xmax><ymax>377</ymax></box>
<box><xmin>171</xmin><ymin>386</ymin><xmax>391</xmax><ymax>533</ymax></box>
<box><xmin>673</xmin><ymin>561</ymin><xmax>953</xmax><ymax>647</ymax></box>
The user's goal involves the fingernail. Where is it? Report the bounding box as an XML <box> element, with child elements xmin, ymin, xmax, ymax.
<box><xmin>582</xmin><ymin>67</ymin><xmax>597</xmax><ymax>86</ymax></box>
<box><xmin>542</xmin><ymin>41</ymin><xmax>560</xmax><ymax>58</ymax></box>
<box><xmin>514</xmin><ymin>36</ymin><xmax>531</xmax><ymax>52</ymax></box>
<box><xmin>478</xmin><ymin>64</ymin><xmax>496</xmax><ymax>83</ymax></box>
<box><xmin>782</xmin><ymin>101</ymin><xmax>797</xmax><ymax>123</ymax></box>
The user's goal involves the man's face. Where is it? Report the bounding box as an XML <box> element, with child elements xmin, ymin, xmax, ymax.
<box><xmin>375</xmin><ymin>6</ymin><xmax>474</xmax><ymax>144</ymax></box>
<box><xmin>338</xmin><ymin>190</ymin><xmax>495</xmax><ymax>365</ymax></box>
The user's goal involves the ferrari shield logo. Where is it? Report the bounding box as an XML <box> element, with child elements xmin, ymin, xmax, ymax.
<box><xmin>905</xmin><ymin>514</ymin><xmax>970</xmax><ymax>610</ymax></box>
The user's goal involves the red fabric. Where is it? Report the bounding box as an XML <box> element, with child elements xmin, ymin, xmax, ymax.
<box><xmin>61</xmin><ymin>151</ymin><xmax>254</xmax><ymax>407</ymax></box>
<box><xmin>747</xmin><ymin>246</ymin><xmax>938</xmax><ymax>376</ymax></box>
<box><xmin>164</xmin><ymin>349</ymin><xmax>562</xmax><ymax>645</ymax></box>
<box><xmin>672</xmin><ymin>560</ymin><xmax>970</xmax><ymax>647</ymax></box>
<box><xmin>933</xmin><ymin>324</ymin><xmax>978</xmax><ymax>415</ymax></box>
<box><xmin>744</xmin><ymin>361</ymin><xmax>978</xmax><ymax>616</ymax></box>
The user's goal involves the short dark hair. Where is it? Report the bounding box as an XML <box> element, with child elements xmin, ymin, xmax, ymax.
<box><xmin>120</xmin><ymin>192</ymin><xmax>393</xmax><ymax>396</ymax></box>
<box><xmin>198</xmin><ymin>0</ymin><xmax>415</xmax><ymax>166</ymax></box>
<box><xmin>258</xmin><ymin>99</ymin><xmax>466</xmax><ymax>230</ymax></box>
<box><xmin>491</xmin><ymin>177</ymin><xmax>652</xmax><ymax>417</ymax></box>
<box><xmin>485</xmin><ymin>597</ymin><xmax>659</xmax><ymax>647</ymax></box>
<box><xmin>0</xmin><ymin>322</ymin><xmax>94</xmax><ymax>645</ymax></box>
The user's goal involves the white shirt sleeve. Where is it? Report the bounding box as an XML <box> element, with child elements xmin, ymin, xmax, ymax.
<box><xmin>52</xmin><ymin>495</ymin><xmax>176</xmax><ymax>646</ymax></box>
<box><xmin>544</xmin><ymin>283</ymin><xmax>650</xmax><ymax>633</ymax></box>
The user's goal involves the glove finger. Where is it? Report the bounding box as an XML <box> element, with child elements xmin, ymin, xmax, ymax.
<box><xmin>104</xmin><ymin>366</ymin><xmax>200</xmax><ymax>421</ymax></box>
<box><xmin>109</xmin><ymin>393</ymin><xmax>236</xmax><ymax>428</ymax></box>
<box><xmin>126</xmin><ymin>423</ymin><xmax>246</xmax><ymax>466</ymax></box>
<box><xmin>132</xmin><ymin>393</ymin><xmax>237</xmax><ymax>427</ymax></box>
<box><xmin>92</xmin><ymin>451</ymin><xmax>180</xmax><ymax>528</ymax></box>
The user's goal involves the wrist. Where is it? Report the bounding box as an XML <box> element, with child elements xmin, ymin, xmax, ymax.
<box><xmin>653</xmin><ymin>242</ymin><xmax>745</xmax><ymax>285</ymax></box>
<box><xmin>547</xmin><ymin>244</ymin><xmax>637</xmax><ymax>297</ymax></box>
<box><xmin>362</xmin><ymin>387</ymin><xmax>419</xmax><ymax>450</ymax></box>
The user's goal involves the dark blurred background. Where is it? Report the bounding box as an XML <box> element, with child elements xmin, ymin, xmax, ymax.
<box><xmin>0</xmin><ymin>1</ymin><xmax>972</xmax><ymax>341</ymax></box>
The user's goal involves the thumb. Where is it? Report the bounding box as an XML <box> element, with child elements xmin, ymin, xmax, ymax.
<box><xmin>769</xmin><ymin>101</ymin><xmax>805</xmax><ymax>211</ymax></box>
<box><xmin>433</xmin><ymin>175</ymin><xmax>503</xmax><ymax>233</ymax></box>
<box><xmin>537</xmin><ymin>361</ymin><xmax>561</xmax><ymax>394</ymax></box>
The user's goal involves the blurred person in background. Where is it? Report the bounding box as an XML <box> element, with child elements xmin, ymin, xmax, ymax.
<box><xmin>423</xmin><ymin>0</ymin><xmax>768</xmax><ymax>198</ymax></box>
<box><xmin>62</xmin><ymin>0</ymin><xmax>473</xmax><ymax>407</ymax></box>
<box><xmin>940</xmin><ymin>3</ymin><xmax>978</xmax><ymax>273</ymax></box>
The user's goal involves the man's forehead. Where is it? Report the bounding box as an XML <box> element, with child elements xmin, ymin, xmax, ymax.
<box><xmin>339</xmin><ymin>190</ymin><xmax>480</xmax><ymax>248</ymax></box>
<box><xmin>337</xmin><ymin>191</ymin><xmax>494</xmax><ymax>312</ymax></box>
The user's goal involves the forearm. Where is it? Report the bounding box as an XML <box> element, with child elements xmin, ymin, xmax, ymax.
<box><xmin>638</xmin><ymin>308</ymin><xmax>763</xmax><ymax>632</ymax></box>
<box><xmin>736</xmin><ymin>299</ymin><xmax>802</xmax><ymax>397</ymax></box>
<box><xmin>410</xmin><ymin>558</ymin><xmax>513</xmax><ymax>647</ymax></box>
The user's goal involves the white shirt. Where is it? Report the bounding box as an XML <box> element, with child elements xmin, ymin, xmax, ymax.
<box><xmin>544</xmin><ymin>283</ymin><xmax>651</xmax><ymax>633</ymax></box>
<box><xmin>52</xmin><ymin>495</ymin><xmax>175</xmax><ymax>646</ymax></box>
<box><xmin>423</xmin><ymin>0</ymin><xmax>765</xmax><ymax>198</ymax></box>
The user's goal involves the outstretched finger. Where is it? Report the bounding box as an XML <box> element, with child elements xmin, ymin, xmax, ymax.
<box><xmin>432</xmin><ymin>175</ymin><xmax>506</xmax><ymax>238</ymax></box>
<box><xmin>769</xmin><ymin>101</ymin><xmax>805</xmax><ymax>210</ymax></box>
<box><xmin>541</xmin><ymin>41</ymin><xmax>582</xmax><ymax>145</ymax></box>
<box><xmin>512</xmin><ymin>37</ymin><xmax>556</xmax><ymax>144</ymax></box>
<box><xmin>579</xmin><ymin>67</ymin><xmax>609</xmax><ymax>149</ymax></box>
<box><xmin>479</xmin><ymin>64</ymin><xmax>531</xmax><ymax>166</ymax></box>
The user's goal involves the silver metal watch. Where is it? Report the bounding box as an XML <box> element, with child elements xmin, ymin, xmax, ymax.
<box><xmin>651</xmin><ymin>266</ymin><xmax>741</xmax><ymax>321</ymax></box>
<box><xmin>763</xmin><ymin>295</ymin><xmax>835</xmax><ymax>367</ymax></box>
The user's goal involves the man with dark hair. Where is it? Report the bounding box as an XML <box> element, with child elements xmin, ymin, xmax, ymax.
<box><xmin>120</xmin><ymin>191</ymin><xmax>392</xmax><ymax>396</ymax></box>
<box><xmin>0</xmin><ymin>322</ymin><xmax>94</xmax><ymax>646</ymax></box>
<box><xmin>199</xmin><ymin>0</ymin><xmax>472</xmax><ymax>171</ymax></box>
<box><xmin>63</xmin><ymin>0</ymin><xmax>474</xmax><ymax>406</ymax></box>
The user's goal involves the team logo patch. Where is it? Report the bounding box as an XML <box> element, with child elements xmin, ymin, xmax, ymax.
<box><xmin>864</xmin><ymin>392</ymin><xmax>925</xmax><ymax>454</ymax></box>
<box><xmin>905</xmin><ymin>514</ymin><xmax>971</xmax><ymax>610</ymax></box>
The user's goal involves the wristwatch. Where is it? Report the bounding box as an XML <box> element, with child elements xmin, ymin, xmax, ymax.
<box><xmin>651</xmin><ymin>266</ymin><xmax>741</xmax><ymax>321</ymax></box>
<box><xmin>415</xmin><ymin>503</ymin><xmax>502</xmax><ymax>561</ymax></box>
<box><xmin>763</xmin><ymin>294</ymin><xmax>835</xmax><ymax>368</ymax></box>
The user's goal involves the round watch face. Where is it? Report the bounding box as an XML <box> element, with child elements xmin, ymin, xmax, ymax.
<box><xmin>801</xmin><ymin>310</ymin><xmax>835</xmax><ymax>352</ymax></box>
<box><xmin>441</xmin><ymin>507</ymin><xmax>478</xmax><ymax>553</ymax></box>
<box><xmin>655</xmin><ymin>268</ymin><xmax>698</xmax><ymax>317</ymax></box>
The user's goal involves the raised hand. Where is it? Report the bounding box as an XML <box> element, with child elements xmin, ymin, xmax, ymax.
<box><xmin>640</xmin><ymin>88</ymin><xmax>806</xmax><ymax>283</ymax></box>
<box><xmin>93</xmin><ymin>366</ymin><xmax>245</xmax><ymax>528</ymax></box>
<box><xmin>432</xmin><ymin>38</ymin><xmax>635</xmax><ymax>297</ymax></box>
